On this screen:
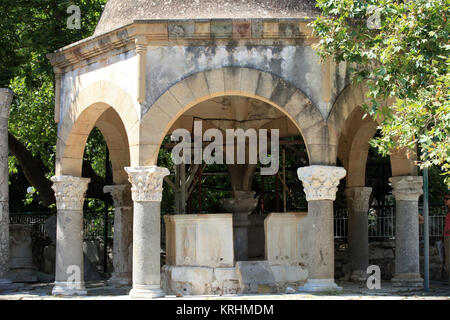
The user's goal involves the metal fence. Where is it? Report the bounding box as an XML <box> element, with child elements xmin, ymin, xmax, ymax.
<box><xmin>9</xmin><ymin>210</ymin><xmax>114</xmax><ymax>241</ymax></box>
<box><xmin>334</xmin><ymin>205</ymin><xmax>447</xmax><ymax>240</ymax></box>
<box><xmin>10</xmin><ymin>205</ymin><xmax>448</xmax><ymax>243</ymax></box>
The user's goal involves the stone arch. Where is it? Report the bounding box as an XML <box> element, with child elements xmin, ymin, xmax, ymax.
<box><xmin>56</xmin><ymin>81</ymin><xmax>139</xmax><ymax>181</ymax></box>
<box><xmin>138</xmin><ymin>67</ymin><xmax>334</xmax><ymax>166</ymax></box>
<box><xmin>338</xmin><ymin>107</ymin><xmax>378</xmax><ymax>187</ymax></box>
<box><xmin>332</xmin><ymin>84</ymin><xmax>417</xmax><ymax>178</ymax></box>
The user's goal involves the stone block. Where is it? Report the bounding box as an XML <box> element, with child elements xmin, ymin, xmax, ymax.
<box><xmin>270</xmin><ymin>265</ymin><xmax>308</xmax><ymax>283</ymax></box>
<box><xmin>162</xmin><ymin>265</ymin><xmax>241</xmax><ymax>296</ymax></box>
<box><xmin>223</xmin><ymin>67</ymin><xmax>242</xmax><ymax>93</ymax></box>
<box><xmin>283</xmin><ymin>90</ymin><xmax>311</xmax><ymax>119</ymax></box>
<box><xmin>165</xmin><ymin>214</ymin><xmax>234</xmax><ymax>267</ymax></box>
<box><xmin>210</xmin><ymin>19</ymin><xmax>232</xmax><ymax>38</ymax></box>
<box><xmin>169</xmin><ymin>81</ymin><xmax>196</xmax><ymax>110</ymax></box>
<box><xmin>235</xmin><ymin>261</ymin><xmax>276</xmax><ymax>294</ymax></box>
<box><xmin>264</xmin><ymin>212</ymin><xmax>308</xmax><ymax>266</ymax></box>
<box><xmin>255</xmin><ymin>71</ymin><xmax>276</xmax><ymax>100</ymax></box>
<box><xmin>232</xmin><ymin>20</ymin><xmax>251</xmax><ymax>38</ymax></box>
<box><xmin>240</xmin><ymin>68</ymin><xmax>259</xmax><ymax>95</ymax></box>
<box><xmin>278</xmin><ymin>20</ymin><xmax>300</xmax><ymax>38</ymax></box>
<box><xmin>9</xmin><ymin>224</ymin><xmax>37</xmax><ymax>283</ymax></box>
<box><xmin>185</xmin><ymin>72</ymin><xmax>210</xmax><ymax>101</ymax></box>
<box><xmin>152</xmin><ymin>90</ymin><xmax>183</xmax><ymax>120</ymax></box>
<box><xmin>251</xmin><ymin>19</ymin><xmax>264</xmax><ymax>38</ymax></box>
<box><xmin>269</xmin><ymin>79</ymin><xmax>297</xmax><ymax>109</ymax></box>
<box><xmin>195</xmin><ymin>20</ymin><xmax>210</xmax><ymax>38</ymax></box>
<box><xmin>214</xmin><ymin>267</ymin><xmax>238</xmax><ymax>282</ymax></box>
<box><xmin>263</xmin><ymin>20</ymin><xmax>279</xmax><ymax>38</ymax></box>
<box><xmin>204</xmin><ymin>68</ymin><xmax>225</xmax><ymax>95</ymax></box>
<box><xmin>168</xmin><ymin>21</ymin><xmax>195</xmax><ymax>39</ymax></box>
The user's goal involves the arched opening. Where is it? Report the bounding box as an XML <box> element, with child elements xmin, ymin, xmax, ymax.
<box><xmin>56</xmin><ymin>98</ymin><xmax>132</xmax><ymax>281</ymax></box>
<box><xmin>157</xmin><ymin>95</ymin><xmax>309</xmax><ymax>264</ymax></box>
<box><xmin>335</xmin><ymin>98</ymin><xmax>418</xmax><ymax>282</ymax></box>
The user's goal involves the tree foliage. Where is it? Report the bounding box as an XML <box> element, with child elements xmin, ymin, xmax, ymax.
<box><xmin>312</xmin><ymin>0</ymin><xmax>450</xmax><ymax>186</ymax></box>
<box><xmin>1</xmin><ymin>0</ymin><xmax>107</xmax><ymax>210</ymax></box>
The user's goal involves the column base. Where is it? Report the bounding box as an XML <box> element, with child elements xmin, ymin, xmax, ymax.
<box><xmin>108</xmin><ymin>272</ymin><xmax>132</xmax><ymax>287</ymax></box>
<box><xmin>391</xmin><ymin>273</ymin><xmax>423</xmax><ymax>288</ymax></box>
<box><xmin>0</xmin><ymin>278</ymin><xmax>24</xmax><ymax>291</ymax></box>
<box><xmin>129</xmin><ymin>284</ymin><xmax>165</xmax><ymax>299</ymax></box>
<box><xmin>52</xmin><ymin>281</ymin><xmax>87</xmax><ymax>296</ymax></box>
<box><xmin>350</xmin><ymin>270</ymin><xmax>368</xmax><ymax>282</ymax></box>
<box><xmin>298</xmin><ymin>279</ymin><xmax>342</xmax><ymax>293</ymax></box>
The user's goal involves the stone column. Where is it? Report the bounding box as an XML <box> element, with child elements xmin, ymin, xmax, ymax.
<box><xmin>390</xmin><ymin>176</ymin><xmax>424</xmax><ymax>287</ymax></box>
<box><xmin>297</xmin><ymin>165</ymin><xmax>346</xmax><ymax>292</ymax></box>
<box><xmin>345</xmin><ymin>186</ymin><xmax>372</xmax><ymax>281</ymax></box>
<box><xmin>51</xmin><ymin>176</ymin><xmax>90</xmax><ymax>296</ymax></box>
<box><xmin>125</xmin><ymin>166</ymin><xmax>169</xmax><ymax>298</ymax></box>
<box><xmin>104</xmin><ymin>184</ymin><xmax>133</xmax><ymax>286</ymax></box>
<box><xmin>220</xmin><ymin>190</ymin><xmax>258</xmax><ymax>261</ymax></box>
<box><xmin>0</xmin><ymin>88</ymin><xmax>13</xmax><ymax>286</ymax></box>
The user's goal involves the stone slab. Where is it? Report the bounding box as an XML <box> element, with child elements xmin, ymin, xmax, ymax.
<box><xmin>165</xmin><ymin>214</ymin><xmax>234</xmax><ymax>267</ymax></box>
<box><xmin>235</xmin><ymin>261</ymin><xmax>276</xmax><ymax>294</ymax></box>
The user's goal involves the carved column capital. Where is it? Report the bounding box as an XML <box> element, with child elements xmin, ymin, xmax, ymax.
<box><xmin>345</xmin><ymin>186</ymin><xmax>372</xmax><ymax>213</ymax></box>
<box><xmin>0</xmin><ymin>88</ymin><xmax>13</xmax><ymax>119</ymax></box>
<box><xmin>297</xmin><ymin>165</ymin><xmax>346</xmax><ymax>201</ymax></box>
<box><xmin>124</xmin><ymin>166</ymin><xmax>170</xmax><ymax>202</ymax></box>
<box><xmin>104</xmin><ymin>184</ymin><xmax>132</xmax><ymax>208</ymax></box>
<box><xmin>135</xmin><ymin>35</ymin><xmax>148</xmax><ymax>53</ymax></box>
<box><xmin>51</xmin><ymin>176</ymin><xmax>90</xmax><ymax>211</ymax></box>
<box><xmin>389</xmin><ymin>176</ymin><xmax>423</xmax><ymax>201</ymax></box>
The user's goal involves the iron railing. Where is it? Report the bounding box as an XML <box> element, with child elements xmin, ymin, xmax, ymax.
<box><xmin>334</xmin><ymin>205</ymin><xmax>447</xmax><ymax>240</ymax></box>
<box><xmin>10</xmin><ymin>205</ymin><xmax>448</xmax><ymax>243</ymax></box>
<box><xmin>9</xmin><ymin>211</ymin><xmax>114</xmax><ymax>241</ymax></box>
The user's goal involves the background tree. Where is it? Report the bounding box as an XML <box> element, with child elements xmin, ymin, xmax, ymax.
<box><xmin>312</xmin><ymin>0</ymin><xmax>449</xmax><ymax>189</ymax></box>
<box><xmin>1</xmin><ymin>0</ymin><xmax>107</xmax><ymax>210</ymax></box>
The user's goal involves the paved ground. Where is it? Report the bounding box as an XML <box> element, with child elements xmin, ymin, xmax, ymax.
<box><xmin>0</xmin><ymin>280</ymin><xmax>449</xmax><ymax>300</ymax></box>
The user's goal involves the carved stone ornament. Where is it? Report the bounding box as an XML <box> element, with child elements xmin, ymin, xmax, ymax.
<box><xmin>297</xmin><ymin>165</ymin><xmax>346</xmax><ymax>201</ymax></box>
<box><xmin>51</xmin><ymin>176</ymin><xmax>91</xmax><ymax>210</ymax></box>
<box><xmin>389</xmin><ymin>176</ymin><xmax>423</xmax><ymax>201</ymax></box>
<box><xmin>345</xmin><ymin>187</ymin><xmax>372</xmax><ymax>213</ymax></box>
<box><xmin>0</xmin><ymin>88</ymin><xmax>13</xmax><ymax>118</ymax></box>
<box><xmin>124</xmin><ymin>166</ymin><xmax>170</xmax><ymax>202</ymax></box>
<box><xmin>103</xmin><ymin>184</ymin><xmax>132</xmax><ymax>208</ymax></box>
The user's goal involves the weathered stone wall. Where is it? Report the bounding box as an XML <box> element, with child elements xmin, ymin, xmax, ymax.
<box><xmin>145</xmin><ymin>45</ymin><xmax>348</xmax><ymax>118</ymax></box>
<box><xmin>335</xmin><ymin>240</ymin><xmax>445</xmax><ymax>281</ymax></box>
<box><xmin>59</xmin><ymin>43</ymin><xmax>349</xmax><ymax>125</ymax></box>
<box><xmin>59</xmin><ymin>50</ymin><xmax>139</xmax><ymax>125</ymax></box>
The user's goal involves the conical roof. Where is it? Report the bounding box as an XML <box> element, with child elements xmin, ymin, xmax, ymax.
<box><xmin>94</xmin><ymin>0</ymin><xmax>319</xmax><ymax>35</ymax></box>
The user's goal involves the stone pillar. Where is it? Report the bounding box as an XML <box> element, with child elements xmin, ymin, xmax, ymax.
<box><xmin>390</xmin><ymin>176</ymin><xmax>423</xmax><ymax>287</ymax></box>
<box><xmin>104</xmin><ymin>184</ymin><xmax>133</xmax><ymax>286</ymax></box>
<box><xmin>51</xmin><ymin>176</ymin><xmax>90</xmax><ymax>296</ymax></box>
<box><xmin>0</xmin><ymin>88</ymin><xmax>13</xmax><ymax>286</ymax></box>
<box><xmin>345</xmin><ymin>186</ymin><xmax>372</xmax><ymax>281</ymax></box>
<box><xmin>220</xmin><ymin>190</ymin><xmax>258</xmax><ymax>261</ymax></box>
<box><xmin>125</xmin><ymin>166</ymin><xmax>169</xmax><ymax>298</ymax></box>
<box><xmin>297</xmin><ymin>165</ymin><xmax>346</xmax><ymax>292</ymax></box>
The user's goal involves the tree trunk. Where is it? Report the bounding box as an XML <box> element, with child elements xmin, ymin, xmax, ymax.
<box><xmin>8</xmin><ymin>132</ymin><xmax>109</xmax><ymax>207</ymax></box>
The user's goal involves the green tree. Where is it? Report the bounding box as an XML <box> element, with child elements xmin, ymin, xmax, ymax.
<box><xmin>1</xmin><ymin>0</ymin><xmax>107</xmax><ymax>209</ymax></box>
<box><xmin>312</xmin><ymin>0</ymin><xmax>449</xmax><ymax>186</ymax></box>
